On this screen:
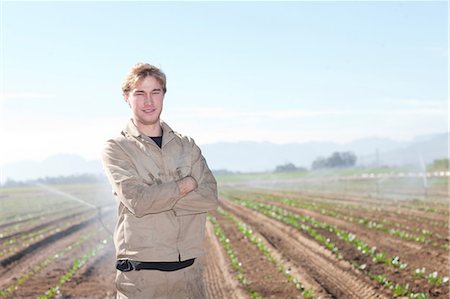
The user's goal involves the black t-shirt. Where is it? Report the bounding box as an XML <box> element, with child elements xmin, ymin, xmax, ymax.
<box><xmin>149</xmin><ymin>136</ymin><xmax>162</xmax><ymax>148</ymax></box>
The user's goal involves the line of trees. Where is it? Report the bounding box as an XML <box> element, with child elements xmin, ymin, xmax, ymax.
<box><xmin>273</xmin><ymin>151</ymin><xmax>358</xmax><ymax>172</ymax></box>
<box><xmin>311</xmin><ymin>151</ymin><xmax>357</xmax><ymax>170</ymax></box>
<box><xmin>274</xmin><ymin>163</ymin><xmax>307</xmax><ymax>173</ymax></box>
<box><xmin>427</xmin><ymin>158</ymin><xmax>449</xmax><ymax>171</ymax></box>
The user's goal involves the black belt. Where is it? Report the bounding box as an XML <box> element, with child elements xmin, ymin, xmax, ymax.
<box><xmin>116</xmin><ymin>258</ymin><xmax>195</xmax><ymax>272</ymax></box>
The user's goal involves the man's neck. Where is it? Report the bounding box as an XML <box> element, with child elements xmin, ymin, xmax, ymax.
<box><xmin>133</xmin><ymin>119</ymin><xmax>162</xmax><ymax>137</ymax></box>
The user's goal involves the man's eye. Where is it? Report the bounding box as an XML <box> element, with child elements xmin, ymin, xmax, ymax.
<box><xmin>152</xmin><ymin>91</ymin><xmax>161</xmax><ymax>95</ymax></box>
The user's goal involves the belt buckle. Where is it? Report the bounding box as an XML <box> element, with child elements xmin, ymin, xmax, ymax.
<box><xmin>116</xmin><ymin>260</ymin><xmax>135</xmax><ymax>272</ymax></box>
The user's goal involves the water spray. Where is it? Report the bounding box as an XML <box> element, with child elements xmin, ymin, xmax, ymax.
<box><xmin>418</xmin><ymin>150</ymin><xmax>428</xmax><ymax>199</ymax></box>
<box><xmin>36</xmin><ymin>183</ymin><xmax>113</xmax><ymax>235</ymax></box>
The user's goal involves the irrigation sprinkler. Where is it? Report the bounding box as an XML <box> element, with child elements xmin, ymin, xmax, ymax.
<box><xmin>35</xmin><ymin>183</ymin><xmax>113</xmax><ymax>235</ymax></box>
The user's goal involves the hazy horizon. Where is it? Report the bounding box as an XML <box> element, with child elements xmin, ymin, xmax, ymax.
<box><xmin>1</xmin><ymin>130</ymin><xmax>447</xmax><ymax>183</ymax></box>
<box><xmin>2</xmin><ymin>130</ymin><xmax>447</xmax><ymax>166</ymax></box>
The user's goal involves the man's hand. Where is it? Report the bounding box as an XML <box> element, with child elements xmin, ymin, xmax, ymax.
<box><xmin>176</xmin><ymin>176</ymin><xmax>198</xmax><ymax>197</ymax></box>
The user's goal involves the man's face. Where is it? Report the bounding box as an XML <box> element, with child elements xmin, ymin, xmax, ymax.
<box><xmin>125</xmin><ymin>76</ymin><xmax>164</xmax><ymax>127</ymax></box>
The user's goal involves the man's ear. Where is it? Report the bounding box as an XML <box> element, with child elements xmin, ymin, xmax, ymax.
<box><xmin>123</xmin><ymin>93</ymin><xmax>131</xmax><ymax>107</ymax></box>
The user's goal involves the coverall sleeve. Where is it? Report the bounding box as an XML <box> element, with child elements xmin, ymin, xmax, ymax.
<box><xmin>102</xmin><ymin>140</ymin><xmax>181</xmax><ymax>218</ymax></box>
<box><xmin>173</xmin><ymin>141</ymin><xmax>219</xmax><ymax>216</ymax></box>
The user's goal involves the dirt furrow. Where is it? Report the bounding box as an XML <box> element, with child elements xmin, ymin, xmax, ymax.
<box><xmin>251</xmin><ymin>225</ymin><xmax>333</xmax><ymax>299</ymax></box>
<box><xmin>0</xmin><ymin>208</ymin><xmax>90</xmax><ymax>243</ymax></box>
<box><xmin>222</xmin><ymin>199</ymin><xmax>389</xmax><ymax>299</ymax></box>
<box><xmin>0</xmin><ymin>215</ymin><xmax>97</xmax><ymax>268</ymax></box>
<box><xmin>58</xmin><ymin>243</ymin><xmax>116</xmax><ymax>299</ymax></box>
<box><xmin>0</xmin><ymin>202</ymin><xmax>81</xmax><ymax>231</ymax></box>
<box><xmin>267</xmin><ymin>190</ymin><xmax>449</xmax><ymax>225</ymax></box>
<box><xmin>203</xmin><ymin>221</ymin><xmax>246</xmax><ymax>299</ymax></box>
<box><xmin>212</xmin><ymin>210</ymin><xmax>304</xmax><ymax>298</ymax></box>
<box><xmin>219</xmin><ymin>209</ymin><xmax>334</xmax><ymax>299</ymax></box>
<box><xmin>0</xmin><ymin>224</ymin><xmax>109</xmax><ymax>298</ymax></box>
<box><xmin>261</xmin><ymin>199</ymin><xmax>450</xmax><ymax>277</ymax></box>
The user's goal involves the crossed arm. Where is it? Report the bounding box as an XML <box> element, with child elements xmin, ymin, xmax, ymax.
<box><xmin>102</xmin><ymin>139</ymin><xmax>218</xmax><ymax>218</ymax></box>
<box><xmin>172</xmin><ymin>143</ymin><xmax>219</xmax><ymax>216</ymax></box>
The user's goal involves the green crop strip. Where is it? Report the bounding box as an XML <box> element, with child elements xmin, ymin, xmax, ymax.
<box><xmin>37</xmin><ymin>237</ymin><xmax>110</xmax><ymax>299</ymax></box>
<box><xmin>0</xmin><ymin>231</ymin><xmax>97</xmax><ymax>298</ymax></box>
<box><xmin>231</xmin><ymin>191</ymin><xmax>448</xmax><ymax>250</ymax></box>
<box><xmin>225</xmin><ymin>195</ymin><xmax>446</xmax><ymax>298</ymax></box>
<box><xmin>231</xmin><ymin>192</ymin><xmax>450</xmax><ymax>286</ymax></box>
<box><xmin>0</xmin><ymin>206</ymin><xmax>87</xmax><ymax>238</ymax></box>
<box><xmin>207</xmin><ymin>215</ymin><xmax>262</xmax><ymax>299</ymax></box>
<box><xmin>217</xmin><ymin>207</ymin><xmax>315</xmax><ymax>298</ymax></box>
<box><xmin>223</xmin><ymin>189</ymin><xmax>447</xmax><ymax>230</ymax></box>
<box><xmin>0</xmin><ymin>212</ymin><xmax>90</xmax><ymax>247</ymax></box>
<box><xmin>226</xmin><ymin>198</ymin><xmax>341</xmax><ymax>258</ymax></box>
<box><xmin>371</xmin><ymin>274</ymin><xmax>428</xmax><ymax>299</ymax></box>
<box><xmin>0</xmin><ymin>212</ymin><xmax>94</xmax><ymax>258</ymax></box>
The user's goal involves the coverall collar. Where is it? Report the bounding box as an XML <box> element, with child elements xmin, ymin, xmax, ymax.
<box><xmin>124</xmin><ymin>119</ymin><xmax>176</xmax><ymax>147</ymax></box>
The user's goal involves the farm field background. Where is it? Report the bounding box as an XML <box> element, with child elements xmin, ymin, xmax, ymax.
<box><xmin>0</xmin><ymin>170</ymin><xmax>448</xmax><ymax>298</ymax></box>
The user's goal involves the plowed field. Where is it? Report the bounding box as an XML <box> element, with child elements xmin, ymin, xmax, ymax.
<box><xmin>0</xmin><ymin>178</ymin><xmax>448</xmax><ymax>298</ymax></box>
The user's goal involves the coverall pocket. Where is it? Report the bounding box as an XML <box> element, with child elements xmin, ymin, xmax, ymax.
<box><xmin>123</xmin><ymin>214</ymin><xmax>153</xmax><ymax>248</ymax></box>
<box><xmin>116</xmin><ymin>271</ymin><xmax>138</xmax><ymax>297</ymax></box>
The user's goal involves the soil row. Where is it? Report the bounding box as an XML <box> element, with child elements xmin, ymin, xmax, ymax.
<box><xmin>218</xmin><ymin>199</ymin><xmax>388</xmax><ymax>298</ymax></box>
<box><xmin>221</xmin><ymin>193</ymin><xmax>449</xmax><ymax>298</ymax></box>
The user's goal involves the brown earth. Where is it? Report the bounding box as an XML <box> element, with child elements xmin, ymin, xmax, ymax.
<box><xmin>249</xmin><ymin>193</ymin><xmax>450</xmax><ymax>276</ymax></box>
<box><xmin>210</xmin><ymin>209</ymin><xmax>305</xmax><ymax>298</ymax></box>
<box><xmin>221</xmin><ymin>190</ymin><xmax>450</xmax><ymax>298</ymax></box>
<box><xmin>0</xmin><ymin>208</ymin><xmax>244</xmax><ymax>299</ymax></box>
<box><xmin>1</xmin><ymin>188</ymin><xmax>448</xmax><ymax>299</ymax></box>
<box><xmin>220</xmin><ymin>199</ymin><xmax>389</xmax><ymax>299</ymax></box>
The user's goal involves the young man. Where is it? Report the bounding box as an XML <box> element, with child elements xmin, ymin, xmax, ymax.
<box><xmin>102</xmin><ymin>63</ymin><xmax>218</xmax><ymax>299</ymax></box>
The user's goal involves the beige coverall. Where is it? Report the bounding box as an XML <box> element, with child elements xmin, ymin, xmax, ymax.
<box><xmin>102</xmin><ymin>120</ymin><xmax>218</xmax><ymax>299</ymax></box>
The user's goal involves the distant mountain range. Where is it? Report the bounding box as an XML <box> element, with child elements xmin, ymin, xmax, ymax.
<box><xmin>2</xmin><ymin>132</ymin><xmax>447</xmax><ymax>181</ymax></box>
<box><xmin>201</xmin><ymin>132</ymin><xmax>447</xmax><ymax>172</ymax></box>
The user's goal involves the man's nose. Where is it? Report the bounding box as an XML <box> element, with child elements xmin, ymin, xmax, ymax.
<box><xmin>143</xmin><ymin>94</ymin><xmax>154</xmax><ymax>105</ymax></box>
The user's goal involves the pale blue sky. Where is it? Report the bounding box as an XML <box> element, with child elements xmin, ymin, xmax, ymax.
<box><xmin>0</xmin><ymin>1</ymin><xmax>448</xmax><ymax>164</ymax></box>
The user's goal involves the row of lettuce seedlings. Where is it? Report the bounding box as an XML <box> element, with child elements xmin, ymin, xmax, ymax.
<box><xmin>0</xmin><ymin>207</ymin><xmax>86</xmax><ymax>238</ymax></box>
<box><xmin>207</xmin><ymin>214</ymin><xmax>262</xmax><ymax>299</ymax></box>
<box><xmin>233</xmin><ymin>191</ymin><xmax>448</xmax><ymax>250</ymax></box>
<box><xmin>37</xmin><ymin>236</ymin><xmax>111</xmax><ymax>299</ymax></box>
<box><xmin>260</xmin><ymin>190</ymin><xmax>446</xmax><ymax>235</ymax></box>
<box><xmin>226</xmin><ymin>195</ymin><xmax>448</xmax><ymax>298</ymax></box>
<box><xmin>246</xmin><ymin>190</ymin><xmax>448</xmax><ymax>229</ymax></box>
<box><xmin>0</xmin><ymin>210</ymin><xmax>95</xmax><ymax>258</ymax></box>
<box><xmin>0</xmin><ymin>229</ymin><xmax>99</xmax><ymax>298</ymax></box>
<box><xmin>216</xmin><ymin>207</ymin><xmax>315</xmax><ymax>298</ymax></box>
